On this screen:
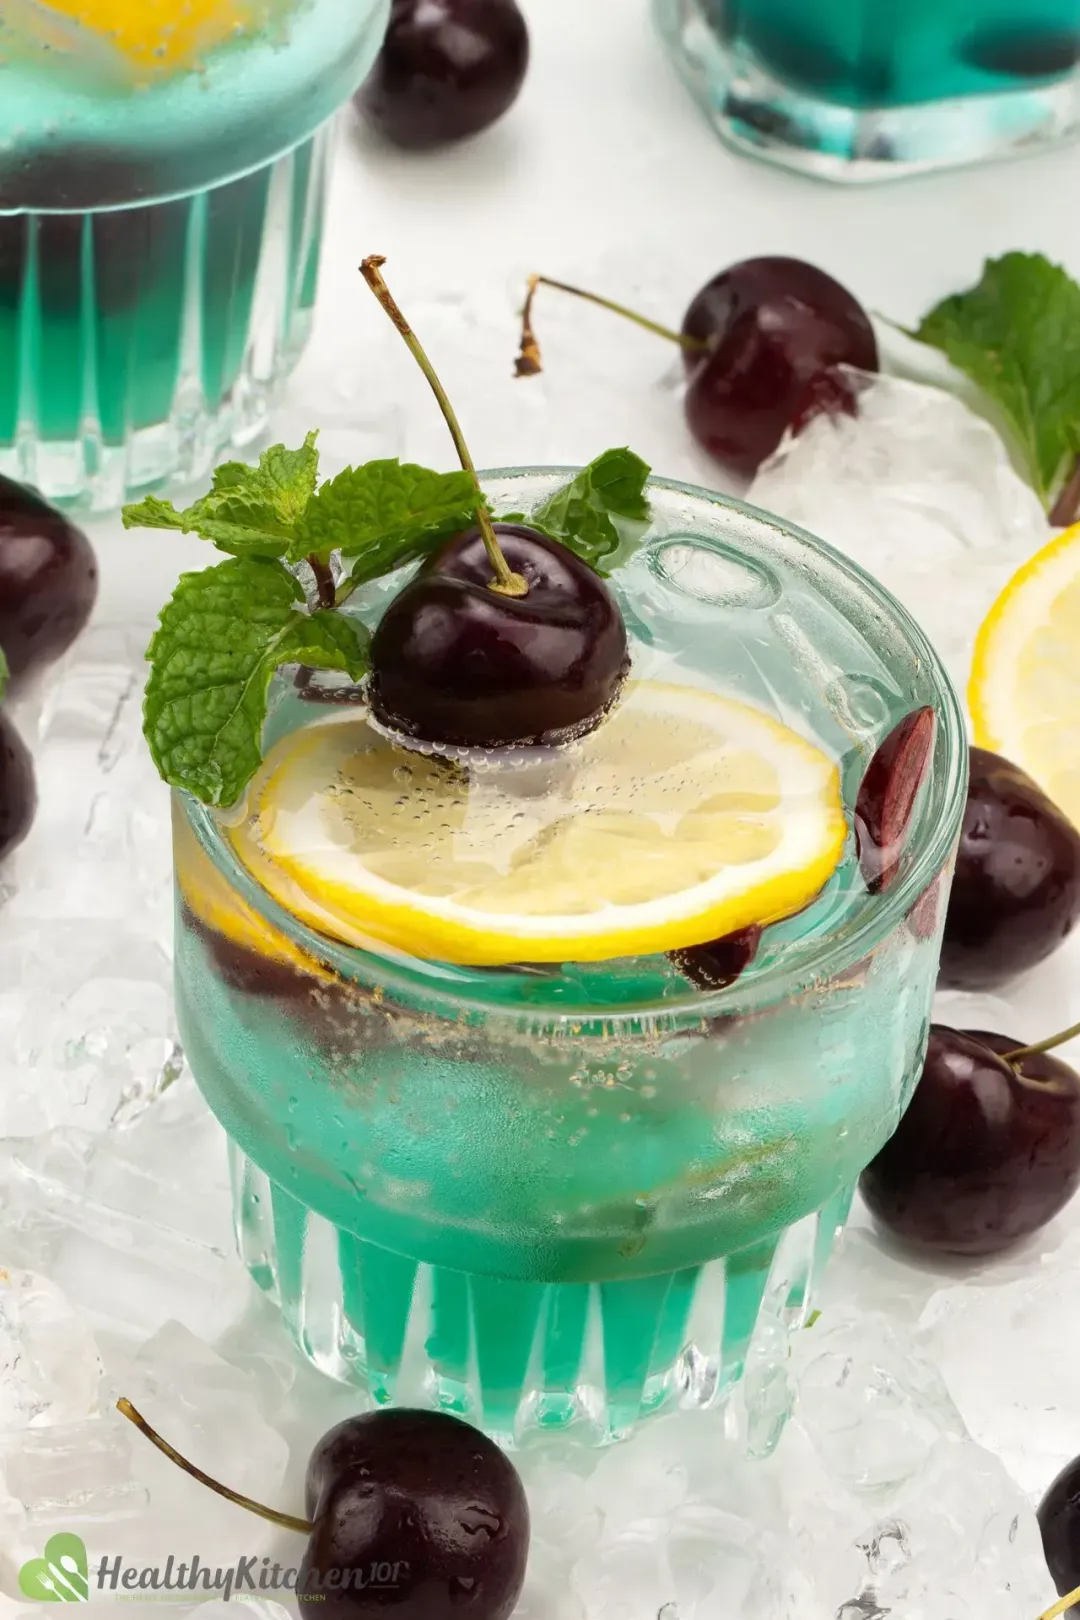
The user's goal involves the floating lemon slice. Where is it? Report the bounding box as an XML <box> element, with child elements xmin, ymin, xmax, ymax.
<box><xmin>969</xmin><ymin>522</ymin><xmax>1080</xmax><ymax>829</ymax></box>
<box><xmin>226</xmin><ymin>681</ymin><xmax>847</xmax><ymax>967</ymax></box>
<box><xmin>39</xmin><ymin>0</ymin><xmax>260</xmax><ymax>70</ymax></box>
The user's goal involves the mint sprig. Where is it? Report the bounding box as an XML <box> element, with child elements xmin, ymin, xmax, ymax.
<box><xmin>127</xmin><ymin>430</ymin><xmax>653</xmax><ymax>809</ymax></box>
<box><xmin>295</xmin><ymin>460</ymin><xmax>482</xmax><ymax>575</ymax></box>
<box><xmin>913</xmin><ymin>253</ymin><xmax>1080</xmax><ymax>517</ymax></box>
<box><xmin>502</xmin><ymin>448</ymin><xmax>652</xmax><ymax>574</ymax></box>
<box><xmin>123</xmin><ymin>435</ymin><xmax>483</xmax><ymax>570</ymax></box>
<box><xmin>143</xmin><ymin>558</ymin><xmax>369</xmax><ymax>807</ymax></box>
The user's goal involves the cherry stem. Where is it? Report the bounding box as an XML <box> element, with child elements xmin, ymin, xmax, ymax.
<box><xmin>1050</xmin><ymin>453</ymin><xmax>1080</xmax><ymax>527</ymax></box>
<box><xmin>115</xmin><ymin>1398</ymin><xmax>313</xmax><ymax>1536</ymax></box>
<box><xmin>308</xmin><ymin>555</ymin><xmax>336</xmax><ymax>611</ymax></box>
<box><xmin>515</xmin><ymin>273</ymin><xmax>709</xmax><ymax>379</ymax></box>
<box><xmin>360</xmin><ymin>255</ymin><xmax>527</xmax><ymax>600</ymax></box>
<box><xmin>1004</xmin><ymin>1019</ymin><xmax>1080</xmax><ymax>1064</ymax></box>
<box><xmin>1037</xmin><ymin>1583</ymin><xmax>1080</xmax><ymax>1620</ymax></box>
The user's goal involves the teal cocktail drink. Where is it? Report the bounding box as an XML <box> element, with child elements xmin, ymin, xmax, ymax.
<box><xmin>168</xmin><ymin>470</ymin><xmax>966</xmax><ymax>1445</ymax></box>
<box><xmin>0</xmin><ymin>0</ymin><xmax>388</xmax><ymax>508</ymax></box>
<box><xmin>656</xmin><ymin>0</ymin><xmax>1080</xmax><ymax>178</ymax></box>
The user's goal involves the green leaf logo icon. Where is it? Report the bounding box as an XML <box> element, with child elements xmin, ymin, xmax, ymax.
<box><xmin>19</xmin><ymin>1533</ymin><xmax>89</xmax><ymax>1601</ymax></box>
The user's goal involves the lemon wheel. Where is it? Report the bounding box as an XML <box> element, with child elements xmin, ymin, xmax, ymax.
<box><xmin>969</xmin><ymin>522</ymin><xmax>1080</xmax><ymax>829</ymax></box>
<box><xmin>225</xmin><ymin>681</ymin><xmax>847</xmax><ymax>967</ymax></box>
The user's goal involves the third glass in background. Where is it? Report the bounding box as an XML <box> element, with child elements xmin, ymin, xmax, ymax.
<box><xmin>656</xmin><ymin>0</ymin><xmax>1080</xmax><ymax>178</ymax></box>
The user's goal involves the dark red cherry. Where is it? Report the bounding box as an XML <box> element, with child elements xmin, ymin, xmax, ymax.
<box><xmin>0</xmin><ymin>709</ymin><xmax>36</xmax><ymax>862</ymax></box>
<box><xmin>1039</xmin><ymin>1453</ymin><xmax>1080</xmax><ymax>1610</ymax></box>
<box><xmin>939</xmin><ymin>747</ymin><xmax>1080</xmax><ymax>990</ymax></box>
<box><xmin>681</xmin><ymin>257</ymin><xmax>878</xmax><ymax>478</ymax></box>
<box><xmin>671</xmin><ymin>925</ymin><xmax>763</xmax><ymax>990</ymax></box>
<box><xmin>298</xmin><ymin>1409</ymin><xmax>529</xmax><ymax>1620</ymax></box>
<box><xmin>0</xmin><ymin>476</ymin><xmax>98</xmax><ymax>681</ymax></box>
<box><xmin>357</xmin><ymin>0</ymin><xmax>529</xmax><ymax>150</ymax></box>
<box><xmin>368</xmin><ymin>523</ymin><xmax>629</xmax><ymax>748</ymax></box>
<box><xmin>860</xmin><ymin>1026</ymin><xmax>1080</xmax><ymax>1255</ymax></box>
<box><xmin>854</xmin><ymin>707</ymin><xmax>937</xmax><ymax>893</ymax></box>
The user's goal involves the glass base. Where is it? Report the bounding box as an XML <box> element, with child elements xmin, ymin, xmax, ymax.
<box><xmin>0</xmin><ymin>127</ymin><xmax>332</xmax><ymax>512</ymax></box>
<box><xmin>230</xmin><ymin>1143</ymin><xmax>854</xmax><ymax>1447</ymax></box>
<box><xmin>654</xmin><ymin>0</ymin><xmax>1080</xmax><ymax>181</ymax></box>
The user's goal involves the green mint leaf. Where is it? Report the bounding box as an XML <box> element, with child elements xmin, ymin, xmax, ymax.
<box><xmin>294</xmin><ymin>459</ymin><xmax>482</xmax><ymax>575</ymax></box>
<box><xmin>122</xmin><ymin>433</ymin><xmax>321</xmax><ymax>560</ymax></box>
<box><xmin>0</xmin><ymin>646</ymin><xmax>7</xmax><ymax>703</ymax></box>
<box><xmin>914</xmin><ymin>254</ymin><xmax>1080</xmax><ymax>507</ymax></box>
<box><xmin>144</xmin><ymin>556</ymin><xmax>368</xmax><ymax>807</ymax></box>
<box><xmin>121</xmin><ymin>495</ymin><xmax>186</xmax><ymax>532</ymax></box>
<box><xmin>529</xmin><ymin>448</ymin><xmax>652</xmax><ymax>574</ymax></box>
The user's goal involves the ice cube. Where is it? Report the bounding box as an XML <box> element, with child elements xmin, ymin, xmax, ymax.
<box><xmin>6</xmin><ymin>624</ymin><xmax>171</xmax><ymax>942</ymax></box>
<box><xmin>797</xmin><ymin>1311</ymin><xmax>963</xmax><ymax>1491</ymax></box>
<box><xmin>529</xmin><ymin>1297</ymin><xmax>1053</xmax><ymax>1620</ymax></box>
<box><xmin>0</xmin><ymin>923</ymin><xmax>181</xmax><ymax>1137</ymax></box>
<box><xmin>1</xmin><ymin>1084</ymin><xmax>252</xmax><ymax>1343</ymax></box>
<box><xmin>747</xmin><ymin>372</ymin><xmax>1049</xmax><ymax>684</ymax></box>
<box><xmin>0</xmin><ymin>1413</ymin><xmax>149</xmax><ymax>1598</ymax></box>
<box><xmin>95</xmin><ymin>1321</ymin><xmax>291</xmax><ymax>1573</ymax></box>
<box><xmin>921</xmin><ymin>1240</ymin><xmax>1080</xmax><ymax>1502</ymax></box>
<box><xmin>0</xmin><ymin>1269</ymin><xmax>102</xmax><ymax>1431</ymax></box>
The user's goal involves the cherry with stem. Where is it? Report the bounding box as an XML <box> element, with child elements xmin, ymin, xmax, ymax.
<box><xmin>357</xmin><ymin>255</ymin><xmax>629</xmax><ymax>749</ymax></box>
<box><xmin>360</xmin><ymin>254</ymin><xmax>527</xmax><ymax>599</ymax></box>
<box><xmin>514</xmin><ymin>259</ymin><xmax>877</xmax><ymax>479</ymax></box>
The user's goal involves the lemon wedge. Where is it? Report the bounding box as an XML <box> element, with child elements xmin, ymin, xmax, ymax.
<box><xmin>969</xmin><ymin>522</ymin><xmax>1080</xmax><ymax>828</ymax></box>
<box><xmin>224</xmin><ymin>681</ymin><xmax>847</xmax><ymax>967</ymax></box>
<box><xmin>41</xmin><ymin>0</ymin><xmax>261</xmax><ymax>69</ymax></box>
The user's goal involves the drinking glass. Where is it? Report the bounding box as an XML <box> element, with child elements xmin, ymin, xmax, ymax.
<box><xmin>173</xmin><ymin>470</ymin><xmax>967</xmax><ymax>1446</ymax></box>
<box><xmin>655</xmin><ymin>0</ymin><xmax>1080</xmax><ymax>179</ymax></box>
<box><xmin>0</xmin><ymin>0</ymin><xmax>389</xmax><ymax>508</ymax></box>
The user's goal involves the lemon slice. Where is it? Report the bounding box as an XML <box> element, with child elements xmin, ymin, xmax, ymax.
<box><xmin>226</xmin><ymin>681</ymin><xmax>846</xmax><ymax>967</ymax></box>
<box><xmin>41</xmin><ymin>0</ymin><xmax>261</xmax><ymax>69</ymax></box>
<box><xmin>969</xmin><ymin>522</ymin><xmax>1080</xmax><ymax>827</ymax></box>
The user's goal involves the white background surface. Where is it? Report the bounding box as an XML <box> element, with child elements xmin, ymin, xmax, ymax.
<box><xmin>91</xmin><ymin>0</ymin><xmax>1080</xmax><ymax>617</ymax></box>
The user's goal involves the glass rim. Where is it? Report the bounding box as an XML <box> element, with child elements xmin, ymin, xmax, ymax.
<box><xmin>181</xmin><ymin>467</ymin><xmax>968</xmax><ymax>1027</ymax></box>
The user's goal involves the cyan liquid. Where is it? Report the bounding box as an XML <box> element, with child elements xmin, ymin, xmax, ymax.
<box><xmin>709</xmin><ymin>0</ymin><xmax>1080</xmax><ymax>106</ymax></box>
<box><xmin>0</xmin><ymin>139</ymin><xmax>325</xmax><ymax>452</ymax></box>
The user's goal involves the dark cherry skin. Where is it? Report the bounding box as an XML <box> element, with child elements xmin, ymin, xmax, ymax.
<box><xmin>0</xmin><ymin>710</ymin><xmax>36</xmax><ymax>862</ymax></box>
<box><xmin>369</xmin><ymin>523</ymin><xmax>629</xmax><ymax>748</ymax></box>
<box><xmin>1039</xmin><ymin>1454</ymin><xmax>1080</xmax><ymax>1607</ymax></box>
<box><xmin>0</xmin><ymin>476</ymin><xmax>98</xmax><ymax>681</ymax></box>
<box><xmin>860</xmin><ymin>1026</ymin><xmax>1080</xmax><ymax>1256</ymax></box>
<box><xmin>939</xmin><ymin>747</ymin><xmax>1080</xmax><ymax>991</ymax></box>
<box><xmin>357</xmin><ymin>0</ymin><xmax>529</xmax><ymax>150</ymax></box>
<box><xmin>855</xmin><ymin>707</ymin><xmax>937</xmax><ymax>894</ymax></box>
<box><xmin>681</xmin><ymin>257</ymin><xmax>878</xmax><ymax>479</ymax></box>
<box><xmin>672</xmin><ymin>925</ymin><xmax>763</xmax><ymax>991</ymax></box>
<box><xmin>297</xmin><ymin>1409</ymin><xmax>529</xmax><ymax>1620</ymax></box>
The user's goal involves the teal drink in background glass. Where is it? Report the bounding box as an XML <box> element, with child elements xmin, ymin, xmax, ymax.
<box><xmin>171</xmin><ymin>471</ymin><xmax>966</xmax><ymax>1446</ymax></box>
<box><xmin>0</xmin><ymin>0</ymin><xmax>389</xmax><ymax>509</ymax></box>
<box><xmin>656</xmin><ymin>0</ymin><xmax>1080</xmax><ymax>178</ymax></box>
